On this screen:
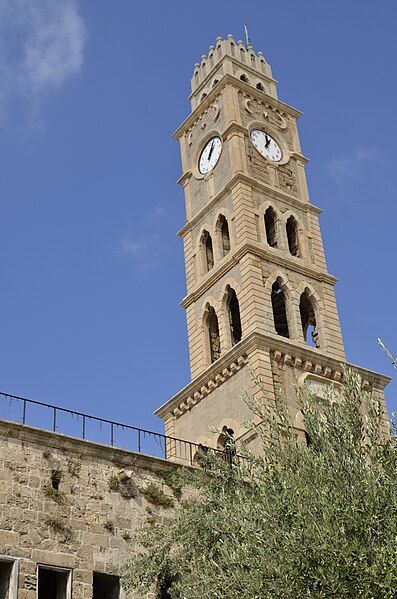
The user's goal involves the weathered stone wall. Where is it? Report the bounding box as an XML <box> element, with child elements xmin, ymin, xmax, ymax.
<box><xmin>0</xmin><ymin>420</ymin><xmax>181</xmax><ymax>599</ymax></box>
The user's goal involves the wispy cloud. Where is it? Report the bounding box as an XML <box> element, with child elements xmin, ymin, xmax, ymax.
<box><xmin>327</xmin><ymin>148</ymin><xmax>386</xmax><ymax>186</ymax></box>
<box><xmin>0</xmin><ymin>0</ymin><xmax>86</xmax><ymax>126</ymax></box>
<box><xmin>116</xmin><ymin>206</ymin><xmax>173</xmax><ymax>271</ymax></box>
<box><xmin>118</xmin><ymin>230</ymin><xmax>164</xmax><ymax>272</ymax></box>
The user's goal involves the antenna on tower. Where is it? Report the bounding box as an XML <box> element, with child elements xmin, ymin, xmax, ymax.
<box><xmin>378</xmin><ymin>338</ymin><xmax>397</xmax><ymax>370</ymax></box>
<box><xmin>244</xmin><ymin>24</ymin><xmax>252</xmax><ymax>47</ymax></box>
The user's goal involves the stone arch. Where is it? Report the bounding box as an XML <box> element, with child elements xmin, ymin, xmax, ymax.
<box><xmin>296</xmin><ymin>283</ymin><xmax>324</xmax><ymax>349</ymax></box>
<box><xmin>198</xmin><ymin>229</ymin><xmax>214</xmax><ymax>274</ymax></box>
<box><xmin>210</xmin><ymin>418</ymin><xmax>242</xmax><ymax>449</ymax></box>
<box><xmin>212</xmin><ymin>78</ymin><xmax>220</xmax><ymax>88</ymax></box>
<box><xmin>265</xmin><ymin>271</ymin><xmax>298</xmax><ymax>338</ymax></box>
<box><xmin>235</xmin><ymin>69</ymin><xmax>250</xmax><ymax>84</ymax></box>
<box><xmin>271</xmin><ymin>278</ymin><xmax>290</xmax><ymax>338</ymax></box>
<box><xmin>259</xmin><ymin>202</ymin><xmax>281</xmax><ymax>246</ymax></box>
<box><xmin>286</xmin><ymin>215</ymin><xmax>300</xmax><ymax>257</ymax></box>
<box><xmin>221</xmin><ymin>284</ymin><xmax>242</xmax><ymax>348</ymax></box>
<box><xmin>264</xmin><ymin>205</ymin><xmax>278</xmax><ymax>248</ymax></box>
<box><xmin>281</xmin><ymin>210</ymin><xmax>306</xmax><ymax>258</ymax></box>
<box><xmin>211</xmin><ymin>206</ymin><xmax>236</xmax><ymax>253</ymax></box>
<box><xmin>202</xmin><ymin>302</ymin><xmax>221</xmax><ymax>365</ymax></box>
<box><xmin>255</xmin><ymin>81</ymin><xmax>266</xmax><ymax>92</ymax></box>
<box><xmin>214</xmin><ymin>213</ymin><xmax>231</xmax><ymax>259</ymax></box>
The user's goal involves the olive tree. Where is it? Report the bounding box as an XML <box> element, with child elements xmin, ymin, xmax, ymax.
<box><xmin>122</xmin><ymin>369</ymin><xmax>396</xmax><ymax>598</ymax></box>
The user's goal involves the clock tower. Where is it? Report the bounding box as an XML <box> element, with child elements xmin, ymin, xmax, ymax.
<box><xmin>155</xmin><ymin>34</ymin><xmax>389</xmax><ymax>453</ymax></box>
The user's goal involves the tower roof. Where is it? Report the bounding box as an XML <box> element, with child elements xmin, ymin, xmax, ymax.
<box><xmin>190</xmin><ymin>34</ymin><xmax>275</xmax><ymax>108</ymax></box>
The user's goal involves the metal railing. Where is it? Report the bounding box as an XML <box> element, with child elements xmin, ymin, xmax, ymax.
<box><xmin>0</xmin><ymin>390</ymin><xmax>229</xmax><ymax>466</ymax></box>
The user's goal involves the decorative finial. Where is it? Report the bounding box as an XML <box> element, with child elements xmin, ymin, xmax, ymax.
<box><xmin>244</xmin><ymin>24</ymin><xmax>252</xmax><ymax>47</ymax></box>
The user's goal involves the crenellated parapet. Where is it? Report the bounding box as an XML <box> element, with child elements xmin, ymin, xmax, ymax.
<box><xmin>190</xmin><ymin>34</ymin><xmax>277</xmax><ymax>109</ymax></box>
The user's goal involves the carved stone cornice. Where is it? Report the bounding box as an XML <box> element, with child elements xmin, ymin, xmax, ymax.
<box><xmin>154</xmin><ymin>332</ymin><xmax>391</xmax><ymax>420</ymax></box>
<box><xmin>177</xmin><ymin>172</ymin><xmax>322</xmax><ymax>238</ymax></box>
<box><xmin>180</xmin><ymin>243</ymin><xmax>337</xmax><ymax>309</ymax></box>
<box><xmin>173</xmin><ymin>73</ymin><xmax>302</xmax><ymax>140</ymax></box>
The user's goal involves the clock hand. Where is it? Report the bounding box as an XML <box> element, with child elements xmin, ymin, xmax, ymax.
<box><xmin>208</xmin><ymin>140</ymin><xmax>215</xmax><ymax>160</ymax></box>
<box><xmin>265</xmin><ymin>134</ymin><xmax>271</xmax><ymax>148</ymax></box>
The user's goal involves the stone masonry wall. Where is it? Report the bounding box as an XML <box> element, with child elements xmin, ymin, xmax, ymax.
<box><xmin>0</xmin><ymin>421</ymin><xmax>182</xmax><ymax>599</ymax></box>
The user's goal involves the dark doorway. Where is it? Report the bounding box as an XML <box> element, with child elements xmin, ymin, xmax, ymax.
<box><xmin>38</xmin><ymin>566</ymin><xmax>69</xmax><ymax>599</ymax></box>
<box><xmin>93</xmin><ymin>572</ymin><xmax>120</xmax><ymax>599</ymax></box>
<box><xmin>0</xmin><ymin>560</ymin><xmax>13</xmax><ymax>599</ymax></box>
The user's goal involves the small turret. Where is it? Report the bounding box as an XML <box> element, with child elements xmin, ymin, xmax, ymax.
<box><xmin>190</xmin><ymin>34</ymin><xmax>277</xmax><ymax>109</ymax></box>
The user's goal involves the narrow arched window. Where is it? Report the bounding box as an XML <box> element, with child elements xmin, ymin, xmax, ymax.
<box><xmin>271</xmin><ymin>281</ymin><xmax>290</xmax><ymax>338</ymax></box>
<box><xmin>226</xmin><ymin>287</ymin><xmax>242</xmax><ymax>345</ymax></box>
<box><xmin>256</xmin><ymin>82</ymin><xmax>265</xmax><ymax>91</ymax></box>
<box><xmin>299</xmin><ymin>290</ymin><xmax>319</xmax><ymax>348</ymax></box>
<box><xmin>217</xmin><ymin>426</ymin><xmax>235</xmax><ymax>465</ymax></box>
<box><xmin>201</xmin><ymin>230</ymin><xmax>214</xmax><ymax>271</ymax></box>
<box><xmin>264</xmin><ymin>207</ymin><xmax>277</xmax><ymax>247</ymax></box>
<box><xmin>201</xmin><ymin>92</ymin><xmax>207</xmax><ymax>101</ymax></box>
<box><xmin>212</xmin><ymin>79</ymin><xmax>219</xmax><ymax>88</ymax></box>
<box><xmin>286</xmin><ymin>216</ymin><xmax>300</xmax><ymax>257</ymax></box>
<box><xmin>219</xmin><ymin>215</ymin><xmax>231</xmax><ymax>257</ymax></box>
<box><xmin>207</xmin><ymin>306</ymin><xmax>221</xmax><ymax>363</ymax></box>
<box><xmin>240</xmin><ymin>74</ymin><xmax>249</xmax><ymax>83</ymax></box>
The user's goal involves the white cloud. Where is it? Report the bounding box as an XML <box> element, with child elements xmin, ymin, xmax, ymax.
<box><xmin>327</xmin><ymin>148</ymin><xmax>385</xmax><ymax>185</ymax></box>
<box><xmin>118</xmin><ymin>230</ymin><xmax>163</xmax><ymax>271</ymax></box>
<box><xmin>0</xmin><ymin>0</ymin><xmax>86</xmax><ymax>125</ymax></box>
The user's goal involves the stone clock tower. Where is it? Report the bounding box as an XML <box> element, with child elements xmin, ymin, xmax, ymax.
<box><xmin>155</xmin><ymin>34</ymin><xmax>389</xmax><ymax>452</ymax></box>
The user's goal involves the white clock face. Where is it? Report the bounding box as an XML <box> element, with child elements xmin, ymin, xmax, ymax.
<box><xmin>250</xmin><ymin>129</ymin><xmax>283</xmax><ymax>162</ymax></box>
<box><xmin>199</xmin><ymin>136</ymin><xmax>222</xmax><ymax>174</ymax></box>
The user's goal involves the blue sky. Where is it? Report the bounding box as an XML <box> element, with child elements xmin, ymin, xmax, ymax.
<box><xmin>0</xmin><ymin>0</ymin><xmax>395</xmax><ymax>436</ymax></box>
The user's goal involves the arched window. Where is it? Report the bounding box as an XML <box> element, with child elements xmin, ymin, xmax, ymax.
<box><xmin>218</xmin><ymin>215</ymin><xmax>231</xmax><ymax>257</ymax></box>
<box><xmin>217</xmin><ymin>426</ymin><xmax>235</xmax><ymax>465</ymax></box>
<box><xmin>286</xmin><ymin>216</ymin><xmax>300</xmax><ymax>257</ymax></box>
<box><xmin>256</xmin><ymin>82</ymin><xmax>265</xmax><ymax>91</ymax></box>
<box><xmin>299</xmin><ymin>289</ymin><xmax>319</xmax><ymax>348</ymax></box>
<box><xmin>264</xmin><ymin>207</ymin><xmax>277</xmax><ymax>247</ymax></box>
<box><xmin>201</xmin><ymin>230</ymin><xmax>214</xmax><ymax>272</ymax></box>
<box><xmin>226</xmin><ymin>287</ymin><xmax>242</xmax><ymax>345</ymax></box>
<box><xmin>271</xmin><ymin>280</ymin><xmax>289</xmax><ymax>338</ymax></box>
<box><xmin>206</xmin><ymin>306</ymin><xmax>221</xmax><ymax>363</ymax></box>
<box><xmin>212</xmin><ymin>79</ymin><xmax>219</xmax><ymax>88</ymax></box>
<box><xmin>240</xmin><ymin>74</ymin><xmax>249</xmax><ymax>83</ymax></box>
<box><xmin>201</xmin><ymin>92</ymin><xmax>207</xmax><ymax>101</ymax></box>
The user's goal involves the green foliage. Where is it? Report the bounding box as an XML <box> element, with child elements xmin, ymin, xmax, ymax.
<box><xmin>121</xmin><ymin>369</ymin><xmax>397</xmax><ymax>599</ymax></box>
<box><xmin>140</xmin><ymin>482</ymin><xmax>174</xmax><ymax>508</ymax></box>
<box><xmin>67</xmin><ymin>461</ymin><xmax>81</xmax><ymax>477</ymax></box>
<box><xmin>108</xmin><ymin>472</ymin><xmax>138</xmax><ymax>499</ymax></box>
<box><xmin>44</xmin><ymin>515</ymin><xmax>71</xmax><ymax>540</ymax></box>
<box><xmin>154</xmin><ymin>467</ymin><xmax>184</xmax><ymax>499</ymax></box>
<box><xmin>43</xmin><ymin>485</ymin><xmax>67</xmax><ymax>504</ymax></box>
